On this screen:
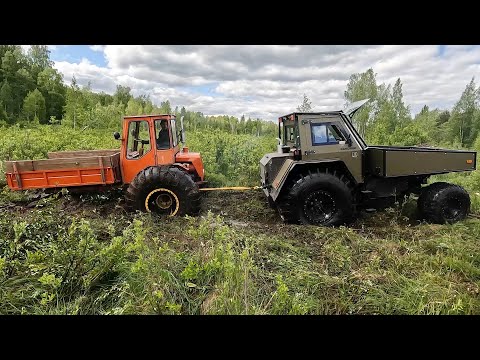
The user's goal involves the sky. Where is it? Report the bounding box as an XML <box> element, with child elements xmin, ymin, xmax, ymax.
<box><xmin>28</xmin><ymin>45</ymin><xmax>480</xmax><ymax>121</ymax></box>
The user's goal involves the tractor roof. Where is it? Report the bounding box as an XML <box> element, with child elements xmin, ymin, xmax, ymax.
<box><xmin>123</xmin><ymin>114</ymin><xmax>176</xmax><ymax>119</ymax></box>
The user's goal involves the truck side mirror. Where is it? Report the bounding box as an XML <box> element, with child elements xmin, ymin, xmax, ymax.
<box><xmin>113</xmin><ymin>132</ymin><xmax>120</xmax><ymax>140</ymax></box>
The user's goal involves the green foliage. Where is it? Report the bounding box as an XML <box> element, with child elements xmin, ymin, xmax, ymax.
<box><xmin>187</xmin><ymin>130</ymin><xmax>276</xmax><ymax>186</ymax></box>
<box><xmin>297</xmin><ymin>94</ymin><xmax>313</xmax><ymax>112</ymax></box>
<box><xmin>0</xmin><ymin>46</ymin><xmax>66</xmax><ymax>122</ymax></box>
<box><xmin>344</xmin><ymin>68</ymin><xmax>379</xmax><ymax>138</ymax></box>
<box><xmin>1</xmin><ymin>50</ymin><xmax>480</xmax><ymax>315</ymax></box>
<box><xmin>345</xmin><ymin>70</ymin><xmax>480</xmax><ymax>151</ymax></box>
<box><xmin>22</xmin><ymin>89</ymin><xmax>46</xmax><ymax>123</ymax></box>
<box><xmin>0</xmin><ymin>124</ymin><xmax>275</xmax><ymax>188</ymax></box>
<box><xmin>2</xmin><ymin>190</ymin><xmax>479</xmax><ymax>315</ymax></box>
<box><xmin>113</xmin><ymin>85</ymin><xmax>132</xmax><ymax>107</ymax></box>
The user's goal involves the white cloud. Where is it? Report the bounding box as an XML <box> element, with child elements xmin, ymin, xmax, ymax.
<box><xmin>89</xmin><ymin>45</ymin><xmax>105</xmax><ymax>52</ymax></box>
<box><xmin>51</xmin><ymin>45</ymin><xmax>480</xmax><ymax>120</ymax></box>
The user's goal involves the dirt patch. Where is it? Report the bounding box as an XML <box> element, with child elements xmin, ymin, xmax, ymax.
<box><xmin>1</xmin><ymin>187</ymin><xmax>436</xmax><ymax>238</ymax></box>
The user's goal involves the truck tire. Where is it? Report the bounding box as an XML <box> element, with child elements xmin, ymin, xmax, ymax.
<box><xmin>418</xmin><ymin>182</ymin><xmax>470</xmax><ymax>224</ymax></box>
<box><xmin>417</xmin><ymin>182</ymin><xmax>450</xmax><ymax>215</ymax></box>
<box><xmin>125</xmin><ymin>166</ymin><xmax>201</xmax><ymax>216</ymax></box>
<box><xmin>279</xmin><ymin>172</ymin><xmax>354</xmax><ymax>226</ymax></box>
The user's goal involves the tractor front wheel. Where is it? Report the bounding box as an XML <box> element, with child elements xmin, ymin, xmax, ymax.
<box><xmin>125</xmin><ymin>166</ymin><xmax>201</xmax><ymax>216</ymax></box>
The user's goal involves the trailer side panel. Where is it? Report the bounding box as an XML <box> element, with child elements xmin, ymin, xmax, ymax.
<box><xmin>5</xmin><ymin>153</ymin><xmax>121</xmax><ymax>190</ymax></box>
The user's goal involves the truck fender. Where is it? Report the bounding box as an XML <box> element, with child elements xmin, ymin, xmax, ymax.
<box><xmin>269</xmin><ymin>159</ymin><xmax>356</xmax><ymax>201</ymax></box>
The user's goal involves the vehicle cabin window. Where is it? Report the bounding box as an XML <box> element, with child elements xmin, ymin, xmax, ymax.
<box><xmin>126</xmin><ymin>120</ymin><xmax>151</xmax><ymax>159</ymax></box>
<box><xmin>311</xmin><ymin>123</ymin><xmax>345</xmax><ymax>145</ymax></box>
<box><xmin>170</xmin><ymin>119</ymin><xmax>178</xmax><ymax>147</ymax></box>
<box><xmin>155</xmin><ymin>119</ymin><xmax>172</xmax><ymax>150</ymax></box>
<box><xmin>284</xmin><ymin>125</ymin><xmax>295</xmax><ymax>144</ymax></box>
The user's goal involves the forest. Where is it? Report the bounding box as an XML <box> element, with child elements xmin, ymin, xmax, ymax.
<box><xmin>0</xmin><ymin>45</ymin><xmax>479</xmax><ymax>315</ymax></box>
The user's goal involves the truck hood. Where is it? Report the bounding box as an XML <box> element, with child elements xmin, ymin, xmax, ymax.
<box><xmin>343</xmin><ymin>98</ymin><xmax>370</xmax><ymax>118</ymax></box>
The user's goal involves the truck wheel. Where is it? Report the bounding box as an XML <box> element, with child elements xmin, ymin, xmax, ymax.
<box><xmin>125</xmin><ymin>166</ymin><xmax>201</xmax><ymax>216</ymax></box>
<box><xmin>280</xmin><ymin>172</ymin><xmax>354</xmax><ymax>226</ymax></box>
<box><xmin>418</xmin><ymin>182</ymin><xmax>470</xmax><ymax>224</ymax></box>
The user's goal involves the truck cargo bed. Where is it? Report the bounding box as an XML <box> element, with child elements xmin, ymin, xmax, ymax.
<box><xmin>5</xmin><ymin>149</ymin><xmax>121</xmax><ymax>190</ymax></box>
<box><xmin>366</xmin><ymin>146</ymin><xmax>476</xmax><ymax>177</ymax></box>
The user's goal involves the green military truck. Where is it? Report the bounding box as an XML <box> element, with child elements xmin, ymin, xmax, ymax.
<box><xmin>260</xmin><ymin>99</ymin><xmax>477</xmax><ymax>226</ymax></box>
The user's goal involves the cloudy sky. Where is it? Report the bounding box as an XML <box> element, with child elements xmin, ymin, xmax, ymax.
<box><xmin>34</xmin><ymin>45</ymin><xmax>480</xmax><ymax>121</ymax></box>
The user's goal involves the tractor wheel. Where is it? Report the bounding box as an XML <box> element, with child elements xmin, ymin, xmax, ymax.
<box><xmin>125</xmin><ymin>166</ymin><xmax>201</xmax><ymax>216</ymax></box>
<box><xmin>279</xmin><ymin>172</ymin><xmax>354</xmax><ymax>226</ymax></box>
<box><xmin>417</xmin><ymin>182</ymin><xmax>470</xmax><ymax>224</ymax></box>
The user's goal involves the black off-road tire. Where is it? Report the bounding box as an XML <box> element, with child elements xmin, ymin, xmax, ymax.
<box><xmin>278</xmin><ymin>171</ymin><xmax>354</xmax><ymax>227</ymax></box>
<box><xmin>417</xmin><ymin>182</ymin><xmax>450</xmax><ymax>215</ymax></box>
<box><xmin>417</xmin><ymin>182</ymin><xmax>470</xmax><ymax>224</ymax></box>
<box><xmin>125</xmin><ymin>166</ymin><xmax>201</xmax><ymax>216</ymax></box>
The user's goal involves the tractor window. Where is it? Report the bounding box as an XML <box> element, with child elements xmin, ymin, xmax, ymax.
<box><xmin>155</xmin><ymin>119</ymin><xmax>171</xmax><ymax>150</ymax></box>
<box><xmin>126</xmin><ymin>120</ymin><xmax>151</xmax><ymax>159</ymax></box>
<box><xmin>170</xmin><ymin>119</ymin><xmax>178</xmax><ymax>147</ymax></box>
<box><xmin>311</xmin><ymin>123</ymin><xmax>345</xmax><ymax>145</ymax></box>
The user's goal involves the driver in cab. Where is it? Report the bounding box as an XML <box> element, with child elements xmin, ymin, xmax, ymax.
<box><xmin>156</xmin><ymin>120</ymin><xmax>170</xmax><ymax>149</ymax></box>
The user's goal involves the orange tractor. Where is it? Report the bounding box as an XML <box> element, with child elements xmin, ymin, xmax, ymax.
<box><xmin>5</xmin><ymin>115</ymin><xmax>205</xmax><ymax>216</ymax></box>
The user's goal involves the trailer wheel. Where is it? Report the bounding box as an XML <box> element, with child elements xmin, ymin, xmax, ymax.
<box><xmin>125</xmin><ymin>166</ymin><xmax>201</xmax><ymax>216</ymax></box>
<box><xmin>418</xmin><ymin>182</ymin><xmax>470</xmax><ymax>224</ymax></box>
<box><xmin>279</xmin><ymin>172</ymin><xmax>354</xmax><ymax>226</ymax></box>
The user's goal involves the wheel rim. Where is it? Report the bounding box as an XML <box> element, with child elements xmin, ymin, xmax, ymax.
<box><xmin>303</xmin><ymin>190</ymin><xmax>337</xmax><ymax>225</ymax></box>
<box><xmin>156</xmin><ymin>193</ymin><xmax>173</xmax><ymax>209</ymax></box>
<box><xmin>442</xmin><ymin>196</ymin><xmax>467</xmax><ymax>221</ymax></box>
<box><xmin>145</xmin><ymin>188</ymin><xmax>180</xmax><ymax>216</ymax></box>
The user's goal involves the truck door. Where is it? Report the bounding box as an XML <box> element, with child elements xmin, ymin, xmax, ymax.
<box><xmin>122</xmin><ymin>119</ymin><xmax>156</xmax><ymax>183</ymax></box>
<box><xmin>299</xmin><ymin>115</ymin><xmax>363</xmax><ymax>183</ymax></box>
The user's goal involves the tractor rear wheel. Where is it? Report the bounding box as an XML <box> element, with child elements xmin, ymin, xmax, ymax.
<box><xmin>417</xmin><ymin>182</ymin><xmax>470</xmax><ymax>224</ymax></box>
<box><xmin>125</xmin><ymin>166</ymin><xmax>201</xmax><ymax>216</ymax></box>
<box><xmin>279</xmin><ymin>172</ymin><xmax>354</xmax><ymax>226</ymax></box>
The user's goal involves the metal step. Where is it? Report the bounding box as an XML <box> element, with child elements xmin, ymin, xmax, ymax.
<box><xmin>364</xmin><ymin>208</ymin><xmax>377</xmax><ymax>213</ymax></box>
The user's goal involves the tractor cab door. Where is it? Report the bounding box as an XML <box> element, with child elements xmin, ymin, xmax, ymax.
<box><xmin>122</xmin><ymin>118</ymin><xmax>156</xmax><ymax>183</ymax></box>
<box><xmin>298</xmin><ymin>114</ymin><xmax>363</xmax><ymax>183</ymax></box>
<box><xmin>154</xmin><ymin>117</ymin><xmax>179</xmax><ymax>165</ymax></box>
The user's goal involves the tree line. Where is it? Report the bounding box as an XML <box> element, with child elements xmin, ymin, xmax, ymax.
<box><xmin>0</xmin><ymin>45</ymin><xmax>65</xmax><ymax>125</ymax></box>
<box><xmin>1</xmin><ymin>45</ymin><xmax>479</xmax><ymax>149</ymax></box>
<box><xmin>343</xmin><ymin>68</ymin><xmax>480</xmax><ymax>149</ymax></box>
<box><xmin>0</xmin><ymin>45</ymin><xmax>277</xmax><ymax>137</ymax></box>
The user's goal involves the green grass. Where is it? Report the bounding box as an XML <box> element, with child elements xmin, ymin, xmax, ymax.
<box><xmin>1</xmin><ymin>190</ymin><xmax>479</xmax><ymax>315</ymax></box>
<box><xmin>1</xmin><ymin>124</ymin><xmax>479</xmax><ymax>314</ymax></box>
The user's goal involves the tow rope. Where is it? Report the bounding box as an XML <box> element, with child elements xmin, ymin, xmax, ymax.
<box><xmin>199</xmin><ymin>186</ymin><xmax>264</xmax><ymax>191</ymax></box>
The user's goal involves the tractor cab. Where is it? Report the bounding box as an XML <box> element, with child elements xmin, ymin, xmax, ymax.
<box><xmin>114</xmin><ymin>114</ymin><xmax>204</xmax><ymax>186</ymax></box>
<box><xmin>115</xmin><ymin>114</ymin><xmax>180</xmax><ymax>183</ymax></box>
